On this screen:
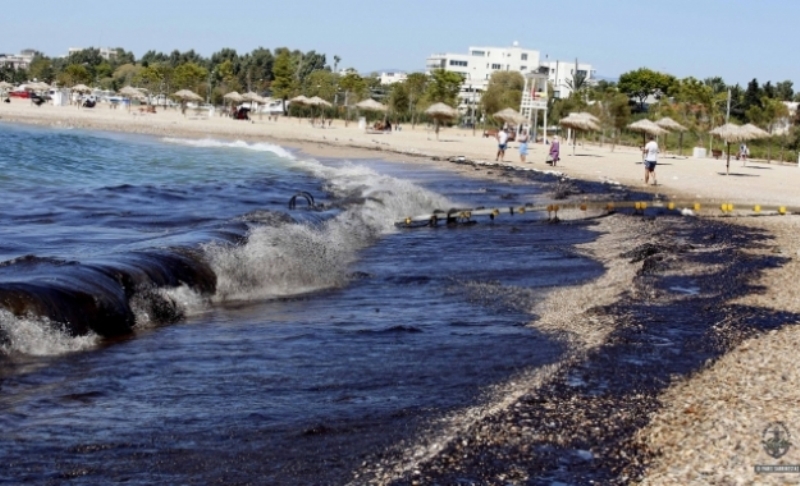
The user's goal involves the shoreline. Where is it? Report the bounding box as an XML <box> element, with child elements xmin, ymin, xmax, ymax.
<box><xmin>4</xmin><ymin>108</ymin><xmax>800</xmax><ymax>483</ymax></box>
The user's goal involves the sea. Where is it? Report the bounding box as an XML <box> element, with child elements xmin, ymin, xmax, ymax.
<box><xmin>0</xmin><ymin>122</ymin><xmax>605</xmax><ymax>484</ymax></box>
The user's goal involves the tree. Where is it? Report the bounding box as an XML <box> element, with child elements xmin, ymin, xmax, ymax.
<box><xmin>742</xmin><ymin>78</ymin><xmax>763</xmax><ymax>116</ymax></box>
<box><xmin>404</xmin><ymin>72</ymin><xmax>429</xmax><ymax>128</ymax></box>
<box><xmin>28</xmin><ymin>55</ymin><xmax>54</xmax><ymax>83</ymax></box>
<box><xmin>387</xmin><ymin>82</ymin><xmax>409</xmax><ymax>121</ymax></box>
<box><xmin>338</xmin><ymin>72</ymin><xmax>368</xmax><ymax>101</ymax></box>
<box><xmin>775</xmin><ymin>80</ymin><xmax>794</xmax><ymax>101</ymax></box>
<box><xmin>271</xmin><ymin>49</ymin><xmax>297</xmax><ymax>107</ymax></box>
<box><xmin>748</xmin><ymin>97</ymin><xmax>791</xmax><ymax>162</ymax></box>
<box><xmin>607</xmin><ymin>92</ymin><xmax>632</xmax><ymax>151</ymax></box>
<box><xmin>564</xmin><ymin>59</ymin><xmax>588</xmax><ymax>96</ymax></box>
<box><xmin>618</xmin><ymin>68</ymin><xmax>676</xmax><ymax>110</ymax></box>
<box><xmin>424</xmin><ymin>69</ymin><xmax>462</xmax><ymax>107</ymax></box>
<box><xmin>480</xmin><ymin>71</ymin><xmax>524</xmax><ymax>120</ymax></box>
<box><xmin>703</xmin><ymin>76</ymin><xmax>728</xmax><ymax>95</ymax></box>
<box><xmin>172</xmin><ymin>62</ymin><xmax>208</xmax><ymax>90</ymax></box>
<box><xmin>302</xmin><ymin>69</ymin><xmax>337</xmax><ymax>100</ymax></box>
<box><xmin>57</xmin><ymin>64</ymin><xmax>92</xmax><ymax>87</ymax></box>
<box><xmin>333</xmin><ymin>55</ymin><xmax>341</xmax><ymax>73</ymax></box>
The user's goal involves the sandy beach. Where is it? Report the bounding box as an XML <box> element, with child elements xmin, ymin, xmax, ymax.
<box><xmin>4</xmin><ymin>101</ymin><xmax>800</xmax><ymax>484</ymax></box>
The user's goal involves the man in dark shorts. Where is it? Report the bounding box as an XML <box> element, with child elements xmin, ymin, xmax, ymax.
<box><xmin>496</xmin><ymin>127</ymin><xmax>508</xmax><ymax>161</ymax></box>
<box><xmin>642</xmin><ymin>135</ymin><xmax>659</xmax><ymax>185</ymax></box>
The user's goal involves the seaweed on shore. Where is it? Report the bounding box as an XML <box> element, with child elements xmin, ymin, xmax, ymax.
<box><xmin>357</xmin><ymin>211</ymin><xmax>799</xmax><ymax>485</ymax></box>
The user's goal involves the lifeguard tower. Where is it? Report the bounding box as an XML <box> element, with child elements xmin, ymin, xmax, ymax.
<box><xmin>519</xmin><ymin>69</ymin><xmax>549</xmax><ymax>143</ymax></box>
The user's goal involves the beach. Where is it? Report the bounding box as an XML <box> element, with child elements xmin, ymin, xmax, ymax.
<box><xmin>3</xmin><ymin>102</ymin><xmax>800</xmax><ymax>484</ymax></box>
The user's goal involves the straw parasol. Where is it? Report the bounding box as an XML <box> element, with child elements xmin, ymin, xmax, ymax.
<box><xmin>0</xmin><ymin>81</ymin><xmax>12</xmax><ymax>97</ymax></box>
<box><xmin>560</xmin><ymin>113</ymin><xmax>600</xmax><ymax>155</ymax></box>
<box><xmin>173</xmin><ymin>89</ymin><xmax>202</xmax><ymax>101</ymax></box>
<box><xmin>172</xmin><ymin>89</ymin><xmax>203</xmax><ymax>116</ymax></box>
<box><xmin>355</xmin><ymin>99</ymin><xmax>388</xmax><ymax>131</ymax></box>
<box><xmin>307</xmin><ymin>96</ymin><xmax>331</xmax><ymax>108</ymax></box>
<box><xmin>355</xmin><ymin>98</ymin><xmax>387</xmax><ymax>112</ymax></box>
<box><xmin>655</xmin><ymin>117</ymin><xmax>688</xmax><ymax>155</ymax></box>
<box><xmin>709</xmin><ymin>123</ymin><xmax>752</xmax><ymax>175</ymax></box>
<box><xmin>223</xmin><ymin>91</ymin><xmax>244</xmax><ymax>103</ymax></box>
<box><xmin>304</xmin><ymin>96</ymin><xmax>331</xmax><ymax>126</ymax></box>
<box><xmin>628</xmin><ymin>119</ymin><xmax>669</xmax><ymax>150</ymax></box>
<box><xmin>741</xmin><ymin>123</ymin><xmax>770</xmax><ymax>139</ymax></box>
<box><xmin>71</xmin><ymin>83</ymin><xmax>92</xmax><ymax>93</ymax></box>
<box><xmin>290</xmin><ymin>95</ymin><xmax>310</xmax><ymax>106</ymax></box>
<box><xmin>242</xmin><ymin>92</ymin><xmax>266</xmax><ymax>118</ymax></box>
<box><xmin>425</xmin><ymin>102</ymin><xmax>459</xmax><ymax>140</ymax></box>
<box><xmin>493</xmin><ymin>107</ymin><xmax>527</xmax><ymax>127</ymax></box>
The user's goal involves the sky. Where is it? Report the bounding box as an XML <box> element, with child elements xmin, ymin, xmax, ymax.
<box><xmin>1</xmin><ymin>0</ymin><xmax>797</xmax><ymax>87</ymax></box>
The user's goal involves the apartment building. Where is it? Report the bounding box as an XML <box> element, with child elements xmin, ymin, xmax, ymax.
<box><xmin>425</xmin><ymin>42</ymin><xmax>594</xmax><ymax>112</ymax></box>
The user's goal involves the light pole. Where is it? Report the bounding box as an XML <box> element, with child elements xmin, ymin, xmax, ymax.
<box><xmin>470</xmin><ymin>85</ymin><xmax>476</xmax><ymax>136</ymax></box>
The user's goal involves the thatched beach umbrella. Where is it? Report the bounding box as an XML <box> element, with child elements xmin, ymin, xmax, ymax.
<box><xmin>223</xmin><ymin>91</ymin><xmax>244</xmax><ymax>103</ymax></box>
<box><xmin>0</xmin><ymin>81</ymin><xmax>12</xmax><ymax>97</ymax></box>
<box><xmin>306</xmin><ymin>96</ymin><xmax>332</xmax><ymax>126</ymax></box>
<box><xmin>710</xmin><ymin>123</ymin><xmax>751</xmax><ymax>175</ymax></box>
<box><xmin>223</xmin><ymin>91</ymin><xmax>244</xmax><ymax>115</ymax></box>
<box><xmin>425</xmin><ymin>102</ymin><xmax>459</xmax><ymax>140</ymax></box>
<box><xmin>173</xmin><ymin>89</ymin><xmax>202</xmax><ymax>102</ymax></box>
<box><xmin>628</xmin><ymin>119</ymin><xmax>668</xmax><ymax>149</ymax></box>
<box><xmin>493</xmin><ymin>107</ymin><xmax>527</xmax><ymax>127</ymax></box>
<box><xmin>656</xmin><ymin>117</ymin><xmax>688</xmax><ymax>155</ymax></box>
<box><xmin>355</xmin><ymin>99</ymin><xmax>388</xmax><ymax>131</ymax></box>
<box><xmin>242</xmin><ymin>92</ymin><xmax>266</xmax><ymax>119</ymax></box>
<box><xmin>289</xmin><ymin>95</ymin><xmax>311</xmax><ymax>122</ymax></box>
<box><xmin>741</xmin><ymin>123</ymin><xmax>770</xmax><ymax>139</ymax></box>
<box><xmin>172</xmin><ymin>89</ymin><xmax>203</xmax><ymax>116</ymax></box>
<box><xmin>356</xmin><ymin>98</ymin><xmax>388</xmax><ymax>112</ymax></box>
<box><xmin>71</xmin><ymin>83</ymin><xmax>92</xmax><ymax>93</ymax></box>
<box><xmin>560</xmin><ymin>113</ymin><xmax>600</xmax><ymax>155</ymax></box>
<box><xmin>740</xmin><ymin>123</ymin><xmax>771</xmax><ymax>166</ymax></box>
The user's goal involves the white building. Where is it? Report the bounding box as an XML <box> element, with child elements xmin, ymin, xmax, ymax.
<box><xmin>543</xmin><ymin>60</ymin><xmax>597</xmax><ymax>99</ymax></box>
<box><xmin>66</xmin><ymin>47</ymin><xmax>118</xmax><ymax>60</ymax></box>
<box><xmin>0</xmin><ymin>49</ymin><xmax>37</xmax><ymax>70</ymax></box>
<box><xmin>379</xmin><ymin>71</ymin><xmax>407</xmax><ymax>85</ymax></box>
<box><xmin>425</xmin><ymin>42</ymin><xmax>594</xmax><ymax>113</ymax></box>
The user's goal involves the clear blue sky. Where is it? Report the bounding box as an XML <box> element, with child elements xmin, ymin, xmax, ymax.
<box><xmin>1</xmin><ymin>0</ymin><xmax>796</xmax><ymax>86</ymax></box>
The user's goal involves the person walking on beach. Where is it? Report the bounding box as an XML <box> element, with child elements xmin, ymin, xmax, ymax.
<box><xmin>548</xmin><ymin>136</ymin><xmax>561</xmax><ymax>166</ymax></box>
<box><xmin>496</xmin><ymin>127</ymin><xmax>509</xmax><ymax>161</ymax></box>
<box><xmin>517</xmin><ymin>129</ymin><xmax>529</xmax><ymax>163</ymax></box>
<box><xmin>643</xmin><ymin>135</ymin><xmax>659</xmax><ymax>185</ymax></box>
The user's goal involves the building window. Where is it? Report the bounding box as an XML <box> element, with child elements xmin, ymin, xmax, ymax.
<box><xmin>521</xmin><ymin>53</ymin><xmax>528</xmax><ymax>61</ymax></box>
<box><xmin>471</xmin><ymin>50</ymin><xmax>485</xmax><ymax>56</ymax></box>
<box><xmin>577</xmin><ymin>70</ymin><xmax>587</xmax><ymax>76</ymax></box>
<box><xmin>449</xmin><ymin>60</ymin><xmax>468</xmax><ymax>67</ymax></box>
<box><xmin>521</xmin><ymin>66</ymin><xmax>527</xmax><ymax>71</ymax></box>
<box><xmin>491</xmin><ymin>63</ymin><xmax>501</xmax><ymax>70</ymax></box>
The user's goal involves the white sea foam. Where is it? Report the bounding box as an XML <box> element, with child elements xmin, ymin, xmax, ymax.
<box><xmin>162</xmin><ymin>137</ymin><xmax>296</xmax><ymax>159</ymax></box>
<box><xmin>131</xmin><ymin>285</ymin><xmax>209</xmax><ymax>329</ymax></box>
<box><xmin>0</xmin><ymin>310</ymin><xmax>98</xmax><ymax>356</ymax></box>
<box><xmin>206</xmin><ymin>158</ymin><xmax>452</xmax><ymax>302</ymax></box>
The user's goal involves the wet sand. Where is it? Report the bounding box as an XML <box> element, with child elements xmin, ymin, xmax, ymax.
<box><xmin>4</xmin><ymin>103</ymin><xmax>800</xmax><ymax>484</ymax></box>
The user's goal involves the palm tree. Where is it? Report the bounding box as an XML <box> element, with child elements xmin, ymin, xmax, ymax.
<box><xmin>333</xmin><ymin>55</ymin><xmax>341</xmax><ymax>73</ymax></box>
<box><xmin>564</xmin><ymin>58</ymin><xmax>588</xmax><ymax>97</ymax></box>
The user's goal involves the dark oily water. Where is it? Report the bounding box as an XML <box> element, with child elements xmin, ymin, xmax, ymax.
<box><xmin>0</xmin><ymin>125</ymin><xmax>603</xmax><ymax>484</ymax></box>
